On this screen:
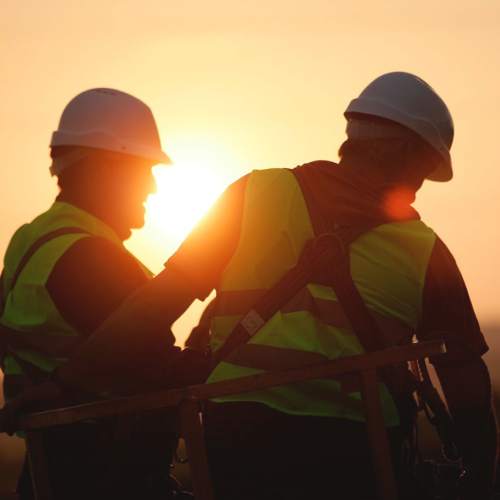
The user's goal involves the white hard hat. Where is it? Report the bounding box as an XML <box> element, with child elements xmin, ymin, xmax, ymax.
<box><xmin>50</xmin><ymin>88</ymin><xmax>172</xmax><ymax>176</ymax></box>
<box><xmin>344</xmin><ymin>72</ymin><xmax>454</xmax><ymax>182</ymax></box>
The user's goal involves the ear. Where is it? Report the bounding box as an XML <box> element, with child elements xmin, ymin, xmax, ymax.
<box><xmin>92</xmin><ymin>156</ymin><xmax>117</xmax><ymax>184</ymax></box>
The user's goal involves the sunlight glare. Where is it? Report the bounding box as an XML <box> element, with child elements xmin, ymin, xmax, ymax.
<box><xmin>147</xmin><ymin>163</ymin><xmax>227</xmax><ymax>241</ymax></box>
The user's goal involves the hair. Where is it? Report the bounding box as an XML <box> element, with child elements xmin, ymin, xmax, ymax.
<box><xmin>338</xmin><ymin>115</ymin><xmax>441</xmax><ymax>188</ymax></box>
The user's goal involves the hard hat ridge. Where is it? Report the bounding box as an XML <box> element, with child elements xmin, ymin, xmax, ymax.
<box><xmin>50</xmin><ymin>88</ymin><xmax>172</xmax><ymax>176</ymax></box>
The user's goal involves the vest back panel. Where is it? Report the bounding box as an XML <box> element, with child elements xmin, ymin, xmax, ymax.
<box><xmin>208</xmin><ymin>168</ymin><xmax>436</xmax><ymax>426</ymax></box>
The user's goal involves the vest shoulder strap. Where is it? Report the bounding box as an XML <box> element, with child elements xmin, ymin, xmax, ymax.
<box><xmin>6</xmin><ymin>226</ymin><xmax>91</xmax><ymax>306</ymax></box>
<box><xmin>0</xmin><ymin>226</ymin><xmax>90</xmax><ymax>380</ymax></box>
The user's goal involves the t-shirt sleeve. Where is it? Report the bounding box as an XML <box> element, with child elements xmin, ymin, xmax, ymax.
<box><xmin>417</xmin><ymin>235</ymin><xmax>488</xmax><ymax>363</ymax></box>
<box><xmin>46</xmin><ymin>236</ymin><xmax>151</xmax><ymax>337</ymax></box>
<box><xmin>164</xmin><ymin>175</ymin><xmax>249</xmax><ymax>301</ymax></box>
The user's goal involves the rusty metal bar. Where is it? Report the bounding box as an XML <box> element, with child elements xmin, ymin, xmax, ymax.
<box><xmin>360</xmin><ymin>368</ymin><xmax>399</xmax><ymax>500</ymax></box>
<box><xmin>24</xmin><ymin>429</ymin><xmax>52</xmax><ymax>500</ymax></box>
<box><xmin>7</xmin><ymin>341</ymin><xmax>445</xmax><ymax>500</ymax></box>
<box><xmin>16</xmin><ymin>340</ymin><xmax>445</xmax><ymax>431</ymax></box>
<box><xmin>179</xmin><ymin>401</ymin><xmax>214</xmax><ymax>500</ymax></box>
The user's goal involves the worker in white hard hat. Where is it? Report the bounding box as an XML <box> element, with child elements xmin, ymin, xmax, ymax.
<box><xmin>5</xmin><ymin>73</ymin><xmax>498</xmax><ymax>499</ymax></box>
<box><xmin>0</xmin><ymin>89</ymin><xmax>192</xmax><ymax>499</ymax></box>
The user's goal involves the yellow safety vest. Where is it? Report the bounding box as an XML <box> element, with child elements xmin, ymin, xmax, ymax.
<box><xmin>207</xmin><ymin>168</ymin><xmax>436</xmax><ymax>427</ymax></box>
<box><xmin>1</xmin><ymin>201</ymin><xmax>152</xmax><ymax>400</ymax></box>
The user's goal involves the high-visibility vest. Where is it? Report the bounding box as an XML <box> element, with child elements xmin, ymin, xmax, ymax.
<box><xmin>207</xmin><ymin>168</ymin><xmax>436</xmax><ymax>427</ymax></box>
<box><xmin>1</xmin><ymin>201</ymin><xmax>153</xmax><ymax>400</ymax></box>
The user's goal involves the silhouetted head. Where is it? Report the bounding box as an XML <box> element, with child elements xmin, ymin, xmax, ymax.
<box><xmin>341</xmin><ymin>72</ymin><xmax>454</xmax><ymax>190</ymax></box>
<box><xmin>338</xmin><ymin>115</ymin><xmax>442</xmax><ymax>193</ymax></box>
<box><xmin>49</xmin><ymin>88</ymin><xmax>171</xmax><ymax>239</ymax></box>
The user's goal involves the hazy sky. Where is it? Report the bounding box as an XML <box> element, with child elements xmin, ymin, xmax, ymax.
<box><xmin>2</xmin><ymin>0</ymin><xmax>500</xmax><ymax>345</ymax></box>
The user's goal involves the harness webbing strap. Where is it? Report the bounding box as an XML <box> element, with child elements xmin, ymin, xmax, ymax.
<box><xmin>211</xmin><ymin>165</ymin><xmax>392</xmax><ymax>370</ymax></box>
<box><xmin>211</xmin><ymin>222</ymin><xmax>383</xmax><ymax>370</ymax></box>
<box><xmin>291</xmin><ymin>168</ymin><xmax>392</xmax><ymax>352</ymax></box>
<box><xmin>330</xmin><ymin>258</ymin><xmax>388</xmax><ymax>352</ymax></box>
<box><xmin>290</xmin><ymin>167</ymin><xmax>328</xmax><ymax>234</ymax></box>
<box><xmin>292</xmin><ymin>169</ymin><xmax>411</xmax><ymax>396</ymax></box>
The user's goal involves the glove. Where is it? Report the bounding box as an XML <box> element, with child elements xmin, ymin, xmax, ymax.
<box><xmin>452</xmin><ymin>405</ymin><xmax>497</xmax><ymax>500</ymax></box>
<box><xmin>185</xmin><ymin>324</ymin><xmax>211</xmax><ymax>351</ymax></box>
<box><xmin>0</xmin><ymin>381</ymin><xmax>64</xmax><ymax>435</ymax></box>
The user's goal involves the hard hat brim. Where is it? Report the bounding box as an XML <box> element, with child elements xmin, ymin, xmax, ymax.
<box><xmin>426</xmin><ymin>161</ymin><xmax>453</xmax><ymax>182</ymax></box>
<box><xmin>50</xmin><ymin>131</ymin><xmax>173</xmax><ymax>166</ymax></box>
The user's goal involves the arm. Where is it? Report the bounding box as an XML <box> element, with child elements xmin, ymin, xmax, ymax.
<box><xmin>61</xmin><ymin>174</ymin><xmax>249</xmax><ymax>391</ymax></box>
<box><xmin>419</xmin><ymin>236</ymin><xmax>488</xmax><ymax>410</ymax></box>
<box><xmin>56</xmin><ymin>267</ymin><xmax>191</xmax><ymax>394</ymax></box>
<box><xmin>46</xmin><ymin>236</ymin><xmax>151</xmax><ymax>336</ymax></box>
<box><xmin>185</xmin><ymin>299</ymin><xmax>216</xmax><ymax>350</ymax></box>
<box><xmin>418</xmin><ymin>237</ymin><xmax>497</xmax><ymax>495</ymax></box>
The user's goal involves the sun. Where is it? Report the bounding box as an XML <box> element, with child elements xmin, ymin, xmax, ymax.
<box><xmin>146</xmin><ymin>162</ymin><xmax>227</xmax><ymax>240</ymax></box>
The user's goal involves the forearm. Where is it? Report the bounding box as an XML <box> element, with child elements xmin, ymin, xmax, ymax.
<box><xmin>434</xmin><ymin>360</ymin><xmax>496</xmax><ymax>472</ymax></box>
<box><xmin>57</xmin><ymin>268</ymin><xmax>196</xmax><ymax>393</ymax></box>
<box><xmin>433</xmin><ymin>360</ymin><xmax>486</xmax><ymax>411</ymax></box>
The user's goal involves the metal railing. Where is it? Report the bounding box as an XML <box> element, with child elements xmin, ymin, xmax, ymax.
<box><xmin>8</xmin><ymin>340</ymin><xmax>446</xmax><ymax>500</ymax></box>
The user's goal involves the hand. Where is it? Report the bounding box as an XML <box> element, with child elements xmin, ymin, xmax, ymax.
<box><xmin>185</xmin><ymin>324</ymin><xmax>211</xmax><ymax>351</ymax></box>
<box><xmin>0</xmin><ymin>381</ymin><xmax>64</xmax><ymax>435</ymax></box>
<box><xmin>452</xmin><ymin>405</ymin><xmax>497</xmax><ymax>499</ymax></box>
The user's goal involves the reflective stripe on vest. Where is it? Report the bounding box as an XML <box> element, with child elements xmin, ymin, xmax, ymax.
<box><xmin>1</xmin><ymin>202</ymin><xmax>153</xmax><ymax>399</ymax></box>
<box><xmin>207</xmin><ymin>168</ymin><xmax>436</xmax><ymax>426</ymax></box>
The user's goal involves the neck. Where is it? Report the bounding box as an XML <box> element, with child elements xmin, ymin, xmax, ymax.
<box><xmin>339</xmin><ymin>155</ymin><xmax>423</xmax><ymax>194</ymax></box>
<box><xmin>339</xmin><ymin>156</ymin><xmax>390</xmax><ymax>185</ymax></box>
<box><xmin>56</xmin><ymin>190</ymin><xmax>131</xmax><ymax>241</ymax></box>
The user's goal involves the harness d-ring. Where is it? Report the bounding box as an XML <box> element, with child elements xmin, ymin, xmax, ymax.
<box><xmin>312</xmin><ymin>232</ymin><xmax>346</xmax><ymax>258</ymax></box>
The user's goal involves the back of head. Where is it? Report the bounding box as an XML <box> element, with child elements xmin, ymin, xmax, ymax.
<box><xmin>338</xmin><ymin>115</ymin><xmax>442</xmax><ymax>191</ymax></box>
<box><xmin>343</xmin><ymin>72</ymin><xmax>454</xmax><ymax>184</ymax></box>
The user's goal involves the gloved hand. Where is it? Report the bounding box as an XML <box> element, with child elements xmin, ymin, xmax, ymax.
<box><xmin>184</xmin><ymin>324</ymin><xmax>211</xmax><ymax>351</ymax></box>
<box><xmin>451</xmin><ymin>406</ymin><xmax>484</xmax><ymax>467</ymax></box>
<box><xmin>451</xmin><ymin>405</ymin><xmax>497</xmax><ymax>500</ymax></box>
<box><xmin>184</xmin><ymin>299</ymin><xmax>214</xmax><ymax>351</ymax></box>
<box><xmin>0</xmin><ymin>381</ymin><xmax>64</xmax><ymax>436</ymax></box>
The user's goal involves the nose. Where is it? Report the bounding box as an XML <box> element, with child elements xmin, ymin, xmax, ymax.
<box><xmin>150</xmin><ymin>173</ymin><xmax>158</xmax><ymax>195</ymax></box>
<box><xmin>148</xmin><ymin>169</ymin><xmax>158</xmax><ymax>196</ymax></box>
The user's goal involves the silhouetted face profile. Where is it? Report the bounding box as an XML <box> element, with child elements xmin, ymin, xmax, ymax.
<box><xmin>102</xmin><ymin>155</ymin><xmax>157</xmax><ymax>232</ymax></box>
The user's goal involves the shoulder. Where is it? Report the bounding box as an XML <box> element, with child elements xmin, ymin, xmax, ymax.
<box><xmin>420</xmin><ymin>234</ymin><xmax>487</xmax><ymax>358</ymax></box>
<box><xmin>57</xmin><ymin>235</ymin><xmax>146</xmax><ymax>278</ymax></box>
<box><xmin>425</xmin><ymin>234</ymin><xmax>462</xmax><ymax>280</ymax></box>
<box><xmin>47</xmin><ymin>236</ymin><xmax>150</xmax><ymax>335</ymax></box>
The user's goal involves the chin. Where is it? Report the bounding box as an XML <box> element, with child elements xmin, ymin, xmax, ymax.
<box><xmin>125</xmin><ymin>206</ymin><xmax>146</xmax><ymax>228</ymax></box>
<box><xmin>128</xmin><ymin>218</ymin><xmax>146</xmax><ymax>231</ymax></box>
<box><xmin>117</xmin><ymin>204</ymin><xmax>146</xmax><ymax>235</ymax></box>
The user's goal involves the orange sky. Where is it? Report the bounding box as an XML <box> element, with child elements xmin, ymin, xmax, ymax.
<box><xmin>1</xmin><ymin>0</ymin><xmax>500</xmax><ymax>346</ymax></box>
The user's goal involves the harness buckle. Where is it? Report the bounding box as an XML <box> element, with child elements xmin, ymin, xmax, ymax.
<box><xmin>241</xmin><ymin>309</ymin><xmax>265</xmax><ymax>336</ymax></box>
<box><xmin>312</xmin><ymin>232</ymin><xmax>346</xmax><ymax>257</ymax></box>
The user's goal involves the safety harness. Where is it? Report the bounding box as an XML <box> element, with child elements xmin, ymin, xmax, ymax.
<box><xmin>212</xmin><ymin>168</ymin><xmax>418</xmax><ymax>405</ymax></box>
<box><xmin>211</xmin><ymin>168</ymin><xmax>495</xmax><ymax>499</ymax></box>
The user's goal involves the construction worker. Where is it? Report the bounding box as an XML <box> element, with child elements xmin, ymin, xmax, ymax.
<box><xmin>5</xmin><ymin>73</ymin><xmax>498</xmax><ymax>499</ymax></box>
<box><xmin>0</xmin><ymin>88</ymin><xmax>184</xmax><ymax>499</ymax></box>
